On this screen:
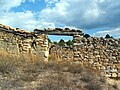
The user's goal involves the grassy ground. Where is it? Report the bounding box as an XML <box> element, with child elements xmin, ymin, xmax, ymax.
<box><xmin>0</xmin><ymin>50</ymin><xmax>119</xmax><ymax>90</ymax></box>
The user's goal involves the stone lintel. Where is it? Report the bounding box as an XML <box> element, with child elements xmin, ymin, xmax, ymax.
<box><xmin>34</xmin><ymin>29</ymin><xmax>84</xmax><ymax>36</ymax></box>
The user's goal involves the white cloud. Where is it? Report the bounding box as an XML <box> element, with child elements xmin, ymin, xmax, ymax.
<box><xmin>0</xmin><ymin>0</ymin><xmax>56</xmax><ymax>31</ymax></box>
<box><xmin>0</xmin><ymin>0</ymin><xmax>41</xmax><ymax>11</ymax></box>
<box><xmin>0</xmin><ymin>0</ymin><xmax>120</xmax><ymax>38</ymax></box>
<box><xmin>0</xmin><ymin>0</ymin><xmax>25</xmax><ymax>11</ymax></box>
<box><xmin>39</xmin><ymin>0</ymin><xmax>120</xmax><ymax>29</ymax></box>
<box><xmin>27</xmin><ymin>0</ymin><xmax>41</xmax><ymax>3</ymax></box>
<box><xmin>39</xmin><ymin>0</ymin><xmax>103</xmax><ymax>29</ymax></box>
<box><xmin>44</xmin><ymin>0</ymin><xmax>59</xmax><ymax>4</ymax></box>
<box><xmin>93</xmin><ymin>28</ymin><xmax>120</xmax><ymax>38</ymax></box>
<box><xmin>0</xmin><ymin>11</ymin><xmax>37</xmax><ymax>31</ymax></box>
<box><xmin>0</xmin><ymin>10</ymin><xmax>56</xmax><ymax>31</ymax></box>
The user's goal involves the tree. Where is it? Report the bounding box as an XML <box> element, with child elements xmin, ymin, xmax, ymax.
<box><xmin>66</xmin><ymin>40</ymin><xmax>73</xmax><ymax>46</ymax></box>
<box><xmin>53</xmin><ymin>41</ymin><xmax>57</xmax><ymax>45</ymax></box>
<box><xmin>48</xmin><ymin>38</ymin><xmax>51</xmax><ymax>43</ymax></box>
<box><xmin>105</xmin><ymin>34</ymin><xmax>111</xmax><ymax>38</ymax></box>
<box><xmin>58</xmin><ymin>39</ymin><xmax>65</xmax><ymax>46</ymax></box>
<box><xmin>84</xmin><ymin>34</ymin><xmax>90</xmax><ymax>39</ymax></box>
<box><xmin>110</xmin><ymin>36</ymin><xmax>114</xmax><ymax>38</ymax></box>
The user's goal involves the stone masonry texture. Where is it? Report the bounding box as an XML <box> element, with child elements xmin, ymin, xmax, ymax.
<box><xmin>0</xmin><ymin>23</ymin><xmax>120</xmax><ymax>78</ymax></box>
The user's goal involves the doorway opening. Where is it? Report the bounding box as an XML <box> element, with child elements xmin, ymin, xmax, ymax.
<box><xmin>48</xmin><ymin>35</ymin><xmax>73</xmax><ymax>47</ymax></box>
<box><xmin>48</xmin><ymin>35</ymin><xmax>74</xmax><ymax>61</ymax></box>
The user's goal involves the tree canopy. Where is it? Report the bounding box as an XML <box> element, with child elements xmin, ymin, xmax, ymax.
<box><xmin>48</xmin><ymin>38</ymin><xmax>51</xmax><ymax>43</ymax></box>
<box><xmin>105</xmin><ymin>34</ymin><xmax>111</xmax><ymax>38</ymax></box>
<box><xmin>66</xmin><ymin>40</ymin><xmax>73</xmax><ymax>46</ymax></box>
<box><xmin>58</xmin><ymin>39</ymin><xmax>65</xmax><ymax>46</ymax></box>
<box><xmin>83</xmin><ymin>34</ymin><xmax>90</xmax><ymax>39</ymax></box>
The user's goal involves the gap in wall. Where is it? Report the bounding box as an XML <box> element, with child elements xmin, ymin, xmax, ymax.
<box><xmin>48</xmin><ymin>35</ymin><xmax>73</xmax><ymax>42</ymax></box>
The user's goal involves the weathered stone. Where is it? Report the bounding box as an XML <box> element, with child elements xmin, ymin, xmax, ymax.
<box><xmin>118</xmin><ymin>73</ymin><xmax>120</xmax><ymax>77</ymax></box>
<box><xmin>96</xmin><ymin>55</ymin><xmax>100</xmax><ymax>58</ymax></box>
<box><xmin>101</xmin><ymin>72</ymin><xmax>106</xmax><ymax>76</ymax></box>
<box><xmin>111</xmin><ymin>73</ymin><xmax>117</xmax><ymax>77</ymax></box>
<box><xmin>0</xmin><ymin>23</ymin><xmax>120</xmax><ymax>78</ymax></box>
<box><xmin>104</xmin><ymin>59</ymin><xmax>109</xmax><ymax>62</ymax></box>
<box><xmin>100</xmin><ymin>66</ymin><xmax>106</xmax><ymax>70</ymax></box>
<box><xmin>74</xmin><ymin>43</ymin><xmax>82</xmax><ymax>46</ymax></box>
<box><xmin>105</xmin><ymin>73</ymin><xmax>111</xmax><ymax>77</ymax></box>
<box><xmin>94</xmin><ymin>51</ymin><xmax>99</xmax><ymax>55</ymax></box>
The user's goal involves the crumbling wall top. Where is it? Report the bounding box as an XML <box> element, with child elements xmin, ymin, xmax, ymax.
<box><xmin>34</xmin><ymin>28</ymin><xmax>84</xmax><ymax>36</ymax></box>
<box><xmin>0</xmin><ymin>24</ymin><xmax>34</xmax><ymax>38</ymax></box>
<box><xmin>0</xmin><ymin>24</ymin><xmax>84</xmax><ymax>37</ymax></box>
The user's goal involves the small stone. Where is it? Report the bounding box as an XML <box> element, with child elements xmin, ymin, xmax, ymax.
<box><xmin>100</xmin><ymin>66</ymin><xmax>106</xmax><ymax>70</ymax></box>
<box><xmin>94</xmin><ymin>51</ymin><xmax>99</xmax><ymax>55</ymax></box>
<box><xmin>101</xmin><ymin>72</ymin><xmax>106</xmax><ymax>76</ymax></box>
<box><xmin>96</xmin><ymin>55</ymin><xmax>100</xmax><ymax>58</ymax></box>
<box><xmin>111</xmin><ymin>73</ymin><xmax>117</xmax><ymax>77</ymax></box>
<box><xmin>117</xmin><ymin>73</ymin><xmax>120</xmax><ymax>77</ymax></box>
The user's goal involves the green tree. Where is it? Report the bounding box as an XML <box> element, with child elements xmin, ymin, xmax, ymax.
<box><xmin>105</xmin><ymin>34</ymin><xmax>111</xmax><ymax>38</ymax></box>
<box><xmin>48</xmin><ymin>38</ymin><xmax>51</xmax><ymax>43</ymax></box>
<box><xmin>58</xmin><ymin>39</ymin><xmax>65</xmax><ymax>46</ymax></box>
<box><xmin>53</xmin><ymin>41</ymin><xmax>57</xmax><ymax>45</ymax></box>
<box><xmin>110</xmin><ymin>36</ymin><xmax>114</xmax><ymax>38</ymax></box>
<box><xmin>84</xmin><ymin>34</ymin><xmax>90</xmax><ymax>39</ymax></box>
<box><xmin>66</xmin><ymin>40</ymin><xmax>73</xmax><ymax>46</ymax></box>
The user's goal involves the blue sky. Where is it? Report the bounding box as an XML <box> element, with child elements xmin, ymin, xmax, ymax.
<box><xmin>11</xmin><ymin>0</ymin><xmax>46</xmax><ymax>13</ymax></box>
<box><xmin>0</xmin><ymin>0</ymin><xmax>120</xmax><ymax>41</ymax></box>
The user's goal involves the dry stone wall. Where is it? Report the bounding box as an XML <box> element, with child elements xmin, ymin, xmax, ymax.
<box><xmin>49</xmin><ymin>35</ymin><xmax>120</xmax><ymax>78</ymax></box>
<box><xmin>0</xmin><ymin>23</ymin><xmax>120</xmax><ymax>78</ymax></box>
<box><xmin>0</xmin><ymin>24</ymin><xmax>48</xmax><ymax>61</ymax></box>
<box><xmin>49</xmin><ymin>45</ymin><xmax>73</xmax><ymax>61</ymax></box>
<box><xmin>73</xmin><ymin>35</ymin><xmax>120</xmax><ymax>78</ymax></box>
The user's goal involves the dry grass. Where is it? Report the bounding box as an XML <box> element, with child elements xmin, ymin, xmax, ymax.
<box><xmin>0</xmin><ymin>50</ymin><xmax>119</xmax><ymax>90</ymax></box>
<box><xmin>0</xmin><ymin>51</ymin><xmax>17</xmax><ymax>74</ymax></box>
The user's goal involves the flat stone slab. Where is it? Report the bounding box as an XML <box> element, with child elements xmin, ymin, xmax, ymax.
<box><xmin>34</xmin><ymin>28</ymin><xmax>84</xmax><ymax>36</ymax></box>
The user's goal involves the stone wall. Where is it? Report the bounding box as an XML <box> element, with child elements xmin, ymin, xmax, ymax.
<box><xmin>0</xmin><ymin>24</ymin><xmax>48</xmax><ymax>61</ymax></box>
<box><xmin>0</xmin><ymin>23</ymin><xmax>120</xmax><ymax>78</ymax></box>
<box><xmin>73</xmin><ymin>35</ymin><xmax>120</xmax><ymax>78</ymax></box>
<box><xmin>48</xmin><ymin>35</ymin><xmax>120</xmax><ymax>78</ymax></box>
<box><xmin>49</xmin><ymin>45</ymin><xmax>73</xmax><ymax>61</ymax></box>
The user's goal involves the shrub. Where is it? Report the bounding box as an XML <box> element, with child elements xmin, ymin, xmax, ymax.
<box><xmin>86</xmin><ymin>82</ymin><xmax>103</xmax><ymax>90</ymax></box>
<box><xmin>105</xmin><ymin>34</ymin><xmax>111</xmax><ymax>38</ymax></box>
<box><xmin>58</xmin><ymin>39</ymin><xmax>66</xmax><ymax>46</ymax></box>
<box><xmin>80</xmin><ymin>71</ymin><xmax>95</xmax><ymax>83</ymax></box>
<box><xmin>66</xmin><ymin>40</ymin><xmax>73</xmax><ymax>46</ymax></box>
<box><xmin>84</xmin><ymin>34</ymin><xmax>90</xmax><ymax>39</ymax></box>
<box><xmin>0</xmin><ymin>51</ymin><xmax>17</xmax><ymax>74</ymax></box>
<box><xmin>67</xmin><ymin>64</ymin><xmax>83</xmax><ymax>74</ymax></box>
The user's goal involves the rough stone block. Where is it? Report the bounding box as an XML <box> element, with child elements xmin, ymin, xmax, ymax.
<box><xmin>111</xmin><ymin>73</ymin><xmax>117</xmax><ymax>77</ymax></box>
<box><xmin>118</xmin><ymin>73</ymin><xmax>120</xmax><ymax>77</ymax></box>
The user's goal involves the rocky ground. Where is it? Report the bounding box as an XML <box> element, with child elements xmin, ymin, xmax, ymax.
<box><xmin>0</xmin><ymin>51</ymin><xmax>120</xmax><ymax>90</ymax></box>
